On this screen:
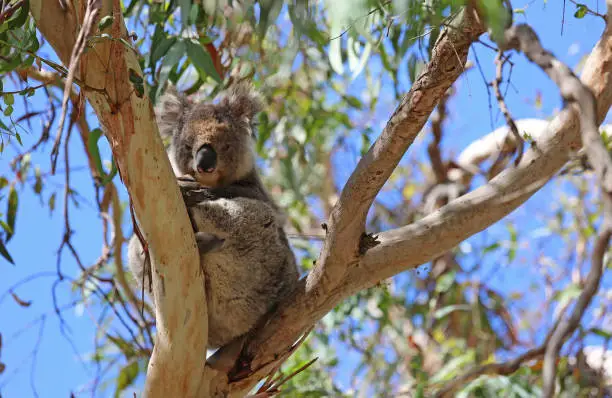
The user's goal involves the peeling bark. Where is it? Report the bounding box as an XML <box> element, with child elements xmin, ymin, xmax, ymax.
<box><xmin>29</xmin><ymin>1</ymin><xmax>209</xmax><ymax>396</ymax></box>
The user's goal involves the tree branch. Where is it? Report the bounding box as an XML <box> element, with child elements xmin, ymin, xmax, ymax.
<box><xmin>214</xmin><ymin>7</ymin><xmax>486</xmax><ymax>395</ymax></box>
<box><xmin>496</xmin><ymin>18</ymin><xmax>612</xmax><ymax>398</ymax></box>
<box><xmin>436</xmin><ymin>9</ymin><xmax>612</xmax><ymax>394</ymax></box>
<box><xmin>356</xmin><ymin>10</ymin><xmax>612</xmax><ymax>291</ymax></box>
<box><xmin>29</xmin><ymin>1</ymin><xmax>208</xmax><ymax>396</ymax></box>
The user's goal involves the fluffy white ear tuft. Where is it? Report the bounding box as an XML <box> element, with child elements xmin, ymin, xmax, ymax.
<box><xmin>155</xmin><ymin>85</ymin><xmax>191</xmax><ymax>142</ymax></box>
<box><xmin>220</xmin><ymin>82</ymin><xmax>264</xmax><ymax>124</ymax></box>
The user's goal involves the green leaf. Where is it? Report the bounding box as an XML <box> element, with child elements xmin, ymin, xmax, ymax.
<box><xmin>157</xmin><ymin>40</ymin><xmax>186</xmax><ymax>96</ymax></box>
<box><xmin>107</xmin><ymin>334</ymin><xmax>136</xmax><ymax>359</ymax></box>
<box><xmin>179</xmin><ymin>0</ymin><xmax>191</xmax><ymax>28</ymax></box>
<box><xmin>7</xmin><ymin>0</ymin><xmax>29</xmax><ymax>30</ymax></box>
<box><xmin>574</xmin><ymin>4</ymin><xmax>588</xmax><ymax>19</ymax></box>
<box><xmin>433</xmin><ymin>304</ymin><xmax>471</xmax><ymax>320</ymax></box>
<box><xmin>114</xmin><ymin>361</ymin><xmax>139</xmax><ymax>397</ymax></box>
<box><xmin>6</xmin><ymin>186</ymin><xmax>17</xmax><ymax>242</ymax></box>
<box><xmin>430</xmin><ymin>351</ymin><xmax>475</xmax><ymax>383</ymax></box>
<box><xmin>257</xmin><ymin>0</ymin><xmax>283</xmax><ymax>39</ymax></box>
<box><xmin>3</xmin><ymin>105</ymin><xmax>13</xmax><ymax>116</ymax></box>
<box><xmin>483</xmin><ymin>242</ymin><xmax>500</xmax><ymax>253</ymax></box>
<box><xmin>33</xmin><ymin>167</ymin><xmax>42</xmax><ymax>194</ymax></box>
<box><xmin>185</xmin><ymin>39</ymin><xmax>221</xmax><ymax>83</ymax></box>
<box><xmin>151</xmin><ymin>36</ymin><xmax>177</xmax><ymax>67</ymax></box>
<box><xmin>87</xmin><ymin>128</ymin><xmax>118</xmax><ymax>186</ymax></box>
<box><xmin>347</xmin><ymin>38</ymin><xmax>371</xmax><ymax>80</ymax></box>
<box><xmin>507</xmin><ymin>222</ymin><xmax>518</xmax><ymax>262</ymax></box>
<box><xmin>554</xmin><ymin>283</ymin><xmax>581</xmax><ymax>306</ymax></box>
<box><xmin>329</xmin><ymin>34</ymin><xmax>344</xmax><ymax>75</ymax></box>
<box><xmin>435</xmin><ymin>271</ymin><xmax>456</xmax><ymax>293</ymax></box>
<box><xmin>98</xmin><ymin>15</ymin><xmax>114</xmax><ymax>31</ymax></box>
<box><xmin>343</xmin><ymin>95</ymin><xmax>362</xmax><ymax>108</ymax></box>
<box><xmin>48</xmin><ymin>192</ymin><xmax>56</xmax><ymax>215</ymax></box>
<box><xmin>479</xmin><ymin>0</ymin><xmax>511</xmax><ymax>43</ymax></box>
<box><xmin>0</xmin><ymin>239</ymin><xmax>14</xmax><ymax>265</ymax></box>
<box><xmin>588</xmin><ymin>327</ymin><xmax>612</xmax><ymax>339</ymax></box>
<box><xmin>0</xmin><ymin>220</ymin><xmax>12</xmax><ymax>235</ymax></box>
<box><xmin>4</xmin><ymin>93</ymin><xmax>14</xmax><ymax>105</ymax></box>
<box><xmin>14</xmin><ymin>132</ymin><xmax>21</xmax><ymax>145</ymax></box>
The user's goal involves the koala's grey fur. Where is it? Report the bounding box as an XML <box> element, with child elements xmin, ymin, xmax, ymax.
<box><xmin>127</xmin><ymin>83</ymin><xmax>299</xmax><ymax>348</ymax></box>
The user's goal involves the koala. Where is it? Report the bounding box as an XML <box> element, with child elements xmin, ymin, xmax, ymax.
<box><xmin>127</xmin><ymin>83</ymin><xmax>299</xmax><ymax>348</ymax></box>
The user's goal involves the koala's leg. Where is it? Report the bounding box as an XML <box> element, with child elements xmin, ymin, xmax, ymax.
<box><xmin>127</xmin><ymin>235</ymin><xmax>150</xmax><ymax>293</ymax></box>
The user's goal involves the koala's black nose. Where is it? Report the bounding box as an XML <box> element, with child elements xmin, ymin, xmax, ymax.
<box><xmin>195</xmin><ymin>144</ymin><xmax>217</xmax><ymax>173</ymax></box>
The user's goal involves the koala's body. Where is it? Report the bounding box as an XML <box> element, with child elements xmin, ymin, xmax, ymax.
<box><xmin>127</xmin><ymin>83</ymin><xmax>299</xmax><ymax>348</ymax></box>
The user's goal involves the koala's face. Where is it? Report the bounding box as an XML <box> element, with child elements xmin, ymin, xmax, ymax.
<box><xmin>157</xmin><ymin>83</ymin><xmax>263</xmax><ymax>187</ymax></box>
<box><xmin>173</xmin><ymin>105</ymin><xmax>256</xmax><ymax>187</ymax></box>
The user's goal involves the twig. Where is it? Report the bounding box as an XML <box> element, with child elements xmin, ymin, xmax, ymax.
<box><xmin>492</xmin><ymin>51</ymin><xmax>524</xmax><ymax>166</ymax></box>
<box><xmin>0</xmin><ymin>83</ymin><xmax>48</xmax><ymax>95</ymax></box>
<box><xmin>569</xmin><ymin>0</ymin><xmax>607</xmax><ymax>20</ymax></box>
<box><xmin>51</xmin><ymin>0</ymin><xmax>102</xmax><ymax>174</ymax></box>
<box><xmin>0</xmin><ymin>272</ymin><xmax>56</xmax><ymax>306</ymax></box>
<box><xmin>434</xmin><ymin>344</ymin><xmax>545</xmax><ymax>397</ymax></box>
<box><xmin>101</xmin><ymin>183</ymin><xmax>155</xmax><ymax>340</ymax></box>
<box><xmin>497</xmin><ymin>20</ymin><xmax>612</xmax><ymax>398</ymax></box>
<box><xmin>427</xmin><ymin>89</ymin><xmax>450</xmax><ymax>183</ymax></box>
<box><xmin>471</xmin><ymin>46</ymin><xmax>494</xmax><ymax>130</ymax></box>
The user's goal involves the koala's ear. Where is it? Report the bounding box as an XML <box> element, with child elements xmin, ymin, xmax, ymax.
<box><xmin>155</xmin><ymin>85</ymin><xmax>191</xmax><ymax>141</ymax></box>
<box><xmin>221</xmin><ymin>82</ymin><xmax>264</xmax><ymax>124</ymax></box>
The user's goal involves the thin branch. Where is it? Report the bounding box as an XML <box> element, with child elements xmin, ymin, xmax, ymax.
<box><xmin>0</xmin><ymin>83</ymin><xmax>47</xmax><ymax>95</ymax></box>
<box><xmin>569</xmin><ymin>0</ymin><xmax>607</xmax><ymax>20</ymax></box>
<box><xmin>492</xmin><ymin>51</ymin><xmax>524</xmax><ymax>166</ymax></box>
<box><xmin>51</xmin><ymin>0</ymin><xmax>101</xmax><ymax>174</ymax></box>
<box><xmin>434</xmin><ymin>344</ymin><xmax>546</xmax><ymax>397</ymax></box>
<box><xmin>496</xmin><ymin>20</ymin><xmax>612</xmax><ymax>397</ymax></box>
<box><xmin>427</xmin><ymin>89</ymin><xmax>450</xmax><ymax>184</ymax></box>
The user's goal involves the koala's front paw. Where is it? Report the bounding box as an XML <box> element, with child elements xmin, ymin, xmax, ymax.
<box><xmin>177</xmin><ymin>175</ymin><xmax>200</xmax><ymax>191</ymax></box>
<box><xmin>177</xmin><ymin>176</ymin><xmax>216</xmax><ymax>207</ymax></box>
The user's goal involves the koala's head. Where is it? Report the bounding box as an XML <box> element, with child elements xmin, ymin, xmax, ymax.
<box><xmin>156</xmin><ymin>83</ymin><xmax>263</xmax><ymax>187</ymax></box>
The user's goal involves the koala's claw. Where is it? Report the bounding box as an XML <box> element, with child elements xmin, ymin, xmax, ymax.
<box><xmin>177</xmin><ymin>177</ymin><xmax>215</xmax><ymax>207</ymax></box>
<box><xmin>177</xmin><ymin>175</ymin><xmax>200</xmax><ymax>191</ymax></box>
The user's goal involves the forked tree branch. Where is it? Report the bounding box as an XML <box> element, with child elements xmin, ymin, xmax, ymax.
<box><xmin>355</xmin><ymin>9</ymin><xmax>612</xmax><ymax>290</ymax></box>
<box><xmin>214</xmin><ymin>8</ymin><xmax>486</xmax><ymax>395</ymax></box>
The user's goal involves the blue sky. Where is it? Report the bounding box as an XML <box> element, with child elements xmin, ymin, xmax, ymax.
<box><xmin>1</xmin><ymin>1</ymin><xmax>611</xmax><ymax>397</ymax></box>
